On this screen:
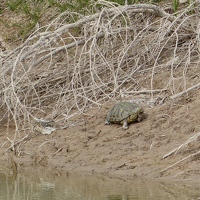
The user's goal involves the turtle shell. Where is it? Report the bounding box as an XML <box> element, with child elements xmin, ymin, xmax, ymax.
<box><xmin>106</xmin><ymin>102</ymin><xmax>143</xmax><ymax>124</ymax></box>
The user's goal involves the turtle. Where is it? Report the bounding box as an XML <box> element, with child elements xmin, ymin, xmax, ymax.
<box><xmin>105</xmin><ymin>101</ymin><xmax>144</xmax><ymax>129</ymax></box>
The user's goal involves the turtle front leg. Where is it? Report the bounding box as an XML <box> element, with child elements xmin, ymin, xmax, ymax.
<box><xmin>137</xmin><ymin>113</ymin><xmax>143</xmax><ymax>122</ymax></box>
<box><xmin>122</xmin><ymin>119</ymin><xmax>128</xmax><ymax>129</ymax></box>
<box><xmin>105</xmin><ymin>119</ymin><xmax>111</xmax><ymax>125</ymax></box>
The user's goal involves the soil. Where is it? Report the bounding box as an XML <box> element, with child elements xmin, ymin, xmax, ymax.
<box><xmin>0</xmin><ymin>90</ymin><xmax>200</xmax><ymax>182</ymax></box>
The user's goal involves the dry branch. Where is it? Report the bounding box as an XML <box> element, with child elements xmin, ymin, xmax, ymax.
<box><xmin>0</xmin><ymin>1</ymin><xmax>199</xmax><ymax>139</ymax></box>
<box><xmin>161</xmin><ymin>150</ymin><xmax>200</xmax><ymax>174</ymax></box>
<box><xmin>170</xmin><ymin>82</ymin><xmax>200</xmax><ymax>99</ymax></box>
<box><xmin>163</xmin><ymin>132</ymin><xmax>200</xmax><ymax>159</ymax></box>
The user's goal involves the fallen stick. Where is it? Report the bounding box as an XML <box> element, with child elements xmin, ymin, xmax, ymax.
<box><xmin>161</xmin><ymin>150</ymin><xmax>200</xmax><ymax>174</ymax></box>
<box><xmin>163</xmin><ymin>132</ymin><xmax>200</xmax><ymax>159</ymax></box>
<box><xmin>170</xmin><ymin>82</ymin><xmax>200</xmax><ymax>99</ymax></box>
<box><xmin>6</xmin><ymin>135</ymin><xmax>29</xmax><ymax>152</ymax></box>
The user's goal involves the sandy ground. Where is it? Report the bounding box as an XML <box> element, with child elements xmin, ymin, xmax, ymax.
<box><xmin>0</xmin><ymin>90</ymin><xmax>200</xmax><ymax>182</ymax></box>
<box><xmin>0</xmin><ymin>1</ymin><xmax>199</xmax><ymax>183</ymax></box>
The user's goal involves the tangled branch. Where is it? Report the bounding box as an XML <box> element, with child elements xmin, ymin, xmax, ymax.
<box><xmin>0</xmin><ymin>1</ymin><xmax>199</xmax><ymax>135</ymax></box>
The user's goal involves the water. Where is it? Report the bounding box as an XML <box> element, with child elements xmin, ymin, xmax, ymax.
<box><xmin>0</xmin><ymin>167</ymin><xmax>200</xmax><ymax>200</ymax></box>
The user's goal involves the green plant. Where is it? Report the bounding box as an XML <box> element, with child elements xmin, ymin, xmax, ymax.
<box><xmin>24</xmin><ymin>4</ymin><xmax>40</xmax><ymax>23</ymax></box>
<box><xmin>172</xmin><ymin>0</ymin><xmax>179</xmax><ymax>12</ymax></box>
<box><xmin>4</xmin><ymin>1</ymin><xmax>44</xmax><ymax>40</ymax></box>
<box><xmin>6</xmin><ymin>0</ymin><xmax>23</xmax><ymax>11</ymax></box>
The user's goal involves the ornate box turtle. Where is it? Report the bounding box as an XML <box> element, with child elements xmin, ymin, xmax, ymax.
<box><xmin>105</xmin><ymin>101</ymin><xmax>144</xmax><ymax>129</ymax></box>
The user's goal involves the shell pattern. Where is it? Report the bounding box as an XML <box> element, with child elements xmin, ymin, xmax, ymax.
<box><xmin>106</xmin><ymin>101</ymin><xmax>144</xmax><ymax>125</ymax></box>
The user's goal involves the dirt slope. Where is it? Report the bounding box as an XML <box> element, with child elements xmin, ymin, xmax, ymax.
<box><xmin>0</xmin><ymin>1</ymin><xmax>199</xmax><ymax>182</ymax></box>
<box><xmin>0</xmin><ymin>90</ymin><xmax>200</xmax><ymax>181</ymax></box>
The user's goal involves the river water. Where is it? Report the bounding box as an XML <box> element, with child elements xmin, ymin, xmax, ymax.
<box><xmin>0</xmin><ymin>167</ymin><xmax>200</xmax><ymax>200</ymax></box>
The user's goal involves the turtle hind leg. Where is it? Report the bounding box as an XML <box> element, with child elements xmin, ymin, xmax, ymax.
<box><xmin>122</xmin><ymin>119</ymin><xmax>128</xmax><ymax>129</ymax></box>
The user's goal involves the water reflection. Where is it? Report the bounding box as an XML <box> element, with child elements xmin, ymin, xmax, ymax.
<box><xmin>0</xmin><ymin>167</ymin><xmax>200</xmax><ymax>200</ymax></box>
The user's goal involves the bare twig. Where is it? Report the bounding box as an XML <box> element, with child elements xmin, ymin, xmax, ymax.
<box><xmin>6</xmin><ymin>135</ymin><xmax>29</xmax><ymax>152</ymax></box>
<box><xmin>161</xmin><ymin>150</ymin><xmax>200</xmax><ymax>174</ymax></box>
<box><xmin>163</xmin><ymin>132</ymin><xmax>200</xmax><ymax>159</ymax></box>
<box><xmin>170</xmin><ymin>82</ymin><xmax>200</xmax><ymax>99</ymax></box>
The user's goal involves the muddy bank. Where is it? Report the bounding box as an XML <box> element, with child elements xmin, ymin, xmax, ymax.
<box><xmin>0</xmin><ymin>1</ymin><xmax>199</xmax><ymax>182</ymax></box>
<box><xmin>0</xmin><ymin>91</ymin><xmax>200</xmax><ymax>182</ymax></box>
